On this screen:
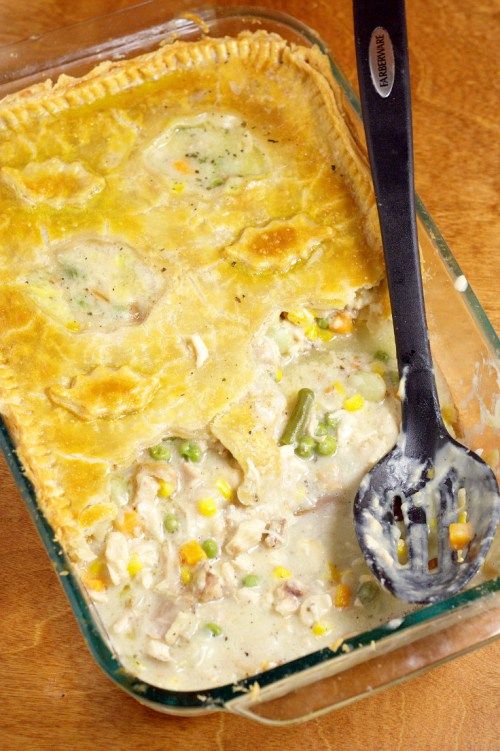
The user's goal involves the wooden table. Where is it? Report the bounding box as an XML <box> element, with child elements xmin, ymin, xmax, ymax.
<box><xmin>0</xmin><ymin>1</ymin><xmax>498</xmax><ymax>749</ymax></box>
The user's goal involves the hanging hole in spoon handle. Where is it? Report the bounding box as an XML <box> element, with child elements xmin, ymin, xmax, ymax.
<box><xmin>352</xmin><ymin>0</ymin><xmax>500</xmax><ymax>603</ymax></box>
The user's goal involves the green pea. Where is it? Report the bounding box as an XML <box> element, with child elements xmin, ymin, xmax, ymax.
<box><xmin>374</xmin><ymin>350</ymin><xmax>390</xmax><ymax>363</ymax></box>
<box><xmin>164</xmin><ymin>513</ymin><xmax>180</xmax><ymax>534</ymax></box>
<box><xmin>315</xmin><ymin>422</ymin><xmax>329</xmax><ymax>437</ymax></box>
<box><xmin>205</xmin><ymin>622</ymin><xmax>222</xmax><ymax>636</ymax></box>
<box><xmin>357</xmin><ymin>580</ymin><xmax>380</xmax><ymax>605</ymax></box>
<box><xmin>316</xmin><ymin>317</ymin><xmax>330</xmax><ymax>330</ymax></box>
<box><xmin>316</xmin><ymin>435</ymin><xmax>337</xmax><ymax>456</ymax></box>
<box><xmin>148</xmin><ymin>443</ymin><xmax>171</xmax><ymax>461</ymax></box>
<box><xmin>324</xmin><ymin>412</ymin><xmax>339</xmax><ymax>429</ymax></box>
<box><xmin>295</xmin><ymin>435</ymin><xmax>316</xmax><ymax>459</ymax></box>
<box><xmin>179</xmin><ymin>440</ymin><xmax>202</xmax><ymax>462</ymax></box>
<box><xmin>202</xmin><ymin>538</ymin><xmax>218</xmax><ymax>559</ymax></box>
<box><xmin>242</xmin><ymin>574</ymin><xmax>260</xmax><ymax>587</ymax></box>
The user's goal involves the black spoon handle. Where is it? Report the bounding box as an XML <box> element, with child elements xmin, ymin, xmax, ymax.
<box><xmin>353</xmin><ymin>0</ymin><xmax>444</xmax><ymax>450</ymax></box>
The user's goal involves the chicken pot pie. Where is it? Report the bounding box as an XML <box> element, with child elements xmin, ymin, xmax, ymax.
<box><xmin>0</xmin><ymin>31</ymin><xmax>459</xmax><ymax>690</ymax></box>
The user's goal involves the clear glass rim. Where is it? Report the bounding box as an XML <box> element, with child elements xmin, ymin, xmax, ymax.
<box><xmin>0</xmin><ymin>1</ymin><xmax>498</xmax><ymax>713</ymax></box>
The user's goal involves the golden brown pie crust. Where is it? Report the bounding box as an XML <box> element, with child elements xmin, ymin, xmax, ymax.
<box><xmin>0</xmin><ymin>32</ymin><xmax>382</xmax><ymax>560</ymax></box>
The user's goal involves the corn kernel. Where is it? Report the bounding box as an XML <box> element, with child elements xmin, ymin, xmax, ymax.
<box><xmin>180</xmin><ymin>565</ymin><xmax>192</xmax><ymax>585</ymax></box>
<box><xmin>115</xmin><ymin>509</ymin><xmax>141</xmax><ymax>536</ymax></box>
<box><xmin>273</xmin><ymin>565</ymin><xmax>292</xmax><ymax>580</ymax></box>
<box><xmin>158</xmin><ymin>480</ymin><xmax>175</xmax><ymax>499</ymax></box>
<box><xmin>85</xmin><ymin>578</ymin><xmax>106</xmax><ymax>592</ymax></box>
<box><xmin>79</xmin><ymin>502</ymin><xmax>116</xmax><ymax>528</ymax></box>
<box><xmin>127</xmin><ymin>553</ymin><xmax>143</xmax><ymax>577</ymax></box>
<box><xmin>311</xmin><ymin>621</ymin><xmax>331</xmax><ymax>636</ymax></box>
<box><xmin>197</xmin><ymin>497</ymin><xmax>217</xmax><ymax>516</ymax></box>
<box><xmin>171</xmin><ymin>182</ymin><xmax>184</xmax><ymax>194</ymax></box>
<box><xmin>286</xmin><ymin>308</ymin><xmax>314</xmax><ymax>328</ymax></box>
<box><xmin>329</xmin><ymin>380</ymin><xmax>346</xmax><ymax>396</ymax></box>
<box><xmin>343</xmin><ymin>393</ymin><xmax>365</xmax><ymax>412</ymax></box>
<box><xmin>397</xmin><ymin>538</ymin><xmax>408</xmax><ymax>564</ymax></box>
<box><xmin>334</xmin><ymin>583</ymin><xmax>352</xmax><ymax>608</ymax></box>
<box><xmin>449</xmin><ymin>522</ymin><xmax>474</xmax><ymax>550</ymax></box>
<box><xmin>328</xmin><ymin>562</ymin><xmax>341</xmax><ymax>583</ymax></box>
<box><xmin>215</xmin><ymin>478</ymin><xmax>233</xmax><ymax>500</ymax></box>
<box><xmin>87</xmin><ymin>559</ymin><xmax>104</xmax><ymax>578</ymax></box>
<box><xmin>458</xmin><ymin>510</ymin><xmax>468</xmax><ymax>524</ymax></box>
<box><xmin>317</xmin><ymin>327</ymin><xmax>334</xmax><ymax>342</ymax></box>
<box><xmin>83</xmin><ymin>559</ymin><xmax>106</xmax><ymax>591</ymax></box>
<box><xmin>179</xmin><ymin>540</ymin><xmax>206</xmax><ymax>566</ymax></box>
<box><xmin>65</xmin><ymin>320</ymin><xmax>81</xmax><ymax>332</ymax></box>
<box><xmin>173</xmin><ymin>159</ymin><xmax>192</xmax><ymax>174</ymax></box>
<box><xmin>371</xmin><ymin>361</ymin><xmax>386</xmax><ymax>376</ymax></box>
<box><xmin>330</xmin><ymin>312</ymin><xmax>353</xmax><ymax>334</ymax></box>
<box><xmin>275</xmin><ymin>369</ymin><xmax>283</xmax><ymax>383</ymax></box>
<box><xmin>304</xmin><ymin>324</ymin><xmax>320</xmax><ymax>341</ymax></box>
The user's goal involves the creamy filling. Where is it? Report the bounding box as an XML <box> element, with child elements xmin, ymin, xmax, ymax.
<box><xmin>74</xmin><ymin>308</ymin><xmax>427</xmax><ymax>690</ymax></box>
<box><xmin>23</xmin><ymin>237</ymin><xmax>163</xmax><ymax>331</ymax></box>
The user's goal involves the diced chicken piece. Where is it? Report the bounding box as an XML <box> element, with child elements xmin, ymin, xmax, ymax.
<box><xmin>273</xmin><ymin>579</ymin><xmax>306</xmax><ymax>616</ymax></box>
<box><xmin>146</xmin><ymin>639</ymin><xmax>172</xmax><ymax>662</ymax></box>
<box><xmin>263</xmin><ymin>518</ymin><xmax>287</xmax><ymax>548</ymax></box>
<box><xmin>232</xmin><ymin>553</ymin><xmax>254</xmax><ymax>571</ymax></box>
<box><xmin>180</xmin><ymin>460</ymin><xmax>203</xmax><ymax>483</ymax></box>
<box><xmin>105</xmin><ymin>530</ymin><xmax>129</xmax><ymax>585</ymax></box>
<box><xmin>225</xmin><ymin>518</ymin><xmax>266</xmax><ymax>556</ymax></box>
<box><xmin>164</xmin><ymin>611</ymin><xmax>198</xmax><ymax>645</ymax></box>
<box><xmin>155</xmin><ymin>539</ymin><xmax>180</xmax><ymax>592</ymax></box>
<box><xmin>188</xmin><ymin>333</ymin><xmax>209</xmax><ymax>368</ymax></box>
<box><xmin>89</xmin><ymin>589</ymin><xmax>108</xmax><ymax>603</ymax></box>
<box><xmin>134</xmin><ymin>470</ymin><xmax>158</xmax><ymax>506</ymax></box>
<box><xmin>112</xmin><ymin>614</ymin><xmax>130</xmax><ymax>635</ymax></box>
<box><xmin>136</xmin><ymin>499</ymin><xmax>164</xmax><ymax>542</ymax></box>
<box><xmin>143</xmin><ymin>462</ymin><xmax>178</xmax><ymax>484</ymax></box>
<box><xmin>195</xmin><ymin>562</ymin><xmax>225</xmax><ymax>602</ymax></box>
<box><xmin>255</xmin><ymin>335</ymin><xmax>280</xmax><ymax>367</ymax></box>
<box><xmin>221</xmin><ymin>561</ymin><xmax>238</xmax><ymax>587</ymax></box>
<box><xmin>200</xmin><ymin>570</ymin><xmax>224</xmax><ymax>603</ymax></box>
<box><xmin>299</xmin><ymin>594</ymin><xmax>332</xmax><ymax>627</ymax></box>
<box><xmin>237</xmin><ymin>460</ymin><xmax>261</xmax><ymax>505</ymax></box>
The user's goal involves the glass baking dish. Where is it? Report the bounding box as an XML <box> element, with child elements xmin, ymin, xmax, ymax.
<box><xmin>0</xmin><ymin>1</ymin><xmax>498</xmax><ymax>725</ymax></box>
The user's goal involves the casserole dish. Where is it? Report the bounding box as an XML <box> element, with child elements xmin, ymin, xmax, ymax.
<box><xmin>0</xmin><ymin>2</ymin><xmax>498</xmax><ymax>724</ymax></box>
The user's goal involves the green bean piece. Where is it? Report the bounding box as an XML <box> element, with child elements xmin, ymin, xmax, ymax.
<box><xmin>205</xmin><ymin>622</ymin><xmax>222</xmax><ymax>636</ymax></box>
<box><xmin>164</xmin><ymin>513</ymin><xmax>180</xmax><ymax>534</ymax></box>
<box><xmin>179</xmin><ymin>440</ymin><xmax>202</xmax><ymax>462</ymax></box>
<box><xmin>374</xmin><ymin>350</ymin><xmax>390</xmax><ymax>363</ymax></box>
<box><xmin>357</xmin><ymin>580</ymin><xmax>380</xmax><ymax>605</ymax></box>
<box><xmin>316</xmin><ymin>435</ymin><xmax>337</xmax><ymax>456</ymax></box>
<box><xmin>279</xmin><ymin>388</ymin><xmax>315</xmax><ymax>446</ymax></box>
<box><xmin>148</xmin><ymin>443</ymin><xmax>171</xmax><ymax>461</ymax></box>
<box><xmin>202</xmin><ymin>539</ymin><xmax>218</xmax><ymax>559</ymax></box>
<box><xmin>242</xmin><ymin>574</ymin><xmax>260</xmax><ymax>587</ymax></box>
<box><xmin>295</xmin><ymin>435</ymin><xmax>316</xmax><ymax>459</ymax></box>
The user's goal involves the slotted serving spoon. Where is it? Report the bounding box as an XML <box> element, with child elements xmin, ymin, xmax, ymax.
<box><xmin>352</xmin><ymin>0</ymin><xmax>499</xmax><ymax>603</ymax></box>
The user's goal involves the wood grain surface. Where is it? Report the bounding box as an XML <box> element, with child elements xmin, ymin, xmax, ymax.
<box><xmin>0</xmin><ymin>1</ymin><xmax>498</xmax><ymax>749</ymax></box>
